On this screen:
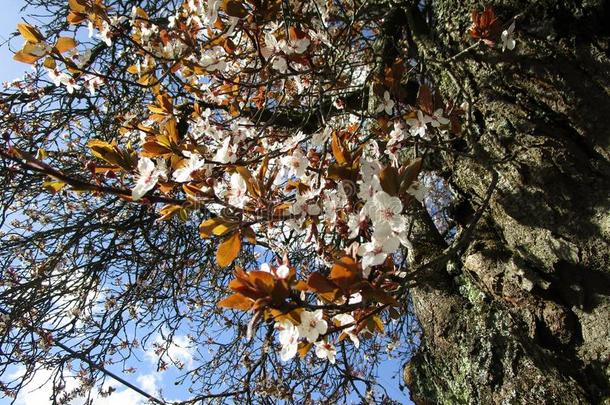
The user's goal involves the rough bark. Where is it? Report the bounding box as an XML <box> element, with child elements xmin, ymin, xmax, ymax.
<box><xmin>404</xmin><ymin>1</ymin><xmax>610</xmax><ymax>403</ymax></box>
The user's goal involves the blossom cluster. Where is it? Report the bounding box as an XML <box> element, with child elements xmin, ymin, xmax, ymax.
<box><xmin>8</xmin><ymin>0</ymin><xmax>518</xmax><ymax>364</ymax></box>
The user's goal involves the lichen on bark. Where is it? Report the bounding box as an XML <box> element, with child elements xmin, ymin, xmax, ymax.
<box><xmin>402</xmin><ymin>0</ymin><xmax>610</xmax><ymax>403</ymax></box>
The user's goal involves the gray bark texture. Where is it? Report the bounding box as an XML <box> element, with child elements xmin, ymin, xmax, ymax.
<box><xmin>403</xmin><ymin>1</ymin><xmax>610</xmax><ymax>403</ymax></box>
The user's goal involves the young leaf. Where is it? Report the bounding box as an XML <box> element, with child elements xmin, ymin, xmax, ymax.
<box><xmin>307</xmin><ymin>272</ymin><xmax>339</xmax><ymax>301</ymax></box>
<box><xmin>218</xmin><ymin>293</ymin><xmax>254</xmax><ymax>311</ymax></box>
<box><xmin>298</xmin><ymin>342</ymin><xmax>313</xmax><ymax>358</ymax></box>
<box><xmin>55</xmin><ymin>37</ymin><xmax>77</xmax><ymax>53</ymax></box>
<box><xmin>379</xmin><ymin>166</ymin><xmax>400</xmax><ymax>196</ymax></box>
<box><xmin>417</xmin><ymin>84</ymin><xmax>434</xmax><ymax>115</ymax></box>
<box><xmin>468</xmin><ymin>7</ymin><xmax>501</xmax><ymax>46</ymax></box>
<box><xmin>17</xmin><ymin>23</ymin><xmax>44</xmax><ymax>43</ymax></box>
<box><xmin>216</xmin><ymin>232</ymin><xmax>241</xmax><ymax>268</ymax></box>
<box><xmin>13</xmin><ymin>50</ymin><xmax>42</xmax><ymax>64</ymax></box>
<box><xmin>242</xmin><ymin>226</ymin><xmax>256</xmax><ymax>244</ymax></box>
<box><xmin>199</xmin><ymin>217</ymin><xmax>236</xmax><ymax>238</ymax></box>
<box><xmin>222</xmin><ymin>0</ymin><xmax>249</xmax><ymax>18</ymax></box>
<box><xmin>399</xmin><ymin>158</ymin><xmax>423</xmax><ymax>194</ymax></box>
<box><xmin>329</xmin><ymin>256</ymin><xmax>361</xmax><ymax>291</ymax></box>
<box><xmin>68</xmin><ymin>0</ymin><xmax>88</xmax><ymax>13</ymax></box>
<box><xmin>42</xmin><ymin>178</ymin><xmax>66</xmax><ymax>193</ymax></box>
<box><xmin>67</xmin><ymin>11</ymin><xmax>87</xmax><ymax>25</ymax></box>
<box><xmin>331</xmin><ymin>131</ymin><xmax>349</xmax><ymax>166</ymax></box>
<box><xmin>158</xmin><ymin>204</ymin><xmax>182</xmax><ymax>221</ymax></box>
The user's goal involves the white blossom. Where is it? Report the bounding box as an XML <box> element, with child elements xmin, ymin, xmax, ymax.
<box><xmin>430</xmin><ymin>109</ymin><xmax>450</xmax><ymax>128</ymax></box>
<box><xmin>501</xmin><ymin>21</ymin><xmax>516</xmax><ymax>52</ymax></box>
<box><xmin>314</xmin><ymin>340</ymin><xmax>336</xmax><ymax>364</ymax></box>
<box><xmin>297</xmin><ymin>310</ymin><xmax>327</xmax><ymax>343</ymax></box>
<box><xmin>376</xmin><ymin>91</ymin><xmax>394</xmax><ymax>115</ymax></box>
<box><xmin>371</xmin><ymin>191</ymin><xmax>405</xmax><ymax>232</ymax></box>
<box><xmin>275</xmin><ymin>319</ymin><xmax>299</xmax><ymax>362</ymax></box>
<box><xmin>228</xmin><ymin>172</ymin><xmax>248</xmax><ymax>208</ymax></box>
<box><xmin>173</xmin><ymin>152</ymin><xmax>207</xmax><ymax>183</ymax></box>
<box><xmin>357</xmin><ymin>222</ymin><xmax>400</xmax><ymax>274</ymax></box>
<box><xmin>347</xmin><ymin>208</ymin><xmax>368</xmax><ymax>239</ymax></box>
<box><xmin>83</xmin><ymin>74</ymin><xmax>104</xmax><ymax>96</ymax></box>
<box><xmin>132</xmin><ymin>158</ymin><xmax>167</xmax><ymax>200</ymax></box>
<box><xmin>200</xmin><ymin>47</ymin><xmax>227</xmax><ymax>72</ymax></box>
<box><xmin>214</xmin><ymin>137</ymin><xmax>237</xmax><ymax>163</ymax></box>
<box><xmin>406</xmin><ymin>110</ymin><xmax>432</xmax><ymax>138</ymax></box>
<box><xmin>290</xmin><ymin>193</ymin><xmax>320</xmax><ymax>217</ymax></box>
<box><xmin>280</xmin><ymin>148</ymin><xmax>309</xmax><ymax>179</ymax></box>
<box><xmin>332</xmin><ymin>313</ymin><xmax>359</xmax><ymax>348</ymax></box>
<box><xmin>99</xmin><ymin>21</ymin><xmax>113</xmax><ymax>47</ymax></box>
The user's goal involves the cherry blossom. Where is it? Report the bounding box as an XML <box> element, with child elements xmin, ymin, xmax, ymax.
<box><xmin>376</xmin><ymin>91</ymin><xmax>394</xmax><ymax>115</ymax></box>
<box><xmin>271</xmin><ymin>56</ymin><xmax>288</xmax><ymax>73</ymax></box>
<box><xmin>46</xmin><ymin>69</ymin><xmax>63</xmax><ymax>87</ymax></box>
<box><xmin>357</xmin><ymin>222</ymin><xmax>400</xmax><ymax>274</ymax></box>
<box><xmin>261</xmin><ymin>32</ymin><xmax>285</xmax><ymax>59</ymax></box>
<box><xmin>284</xmin><ymin>36</ymin><xmax>310</xmax><ymax>55</ymax></box>
<box><xmin>275</xmin><ymin>319</ymin><xmax>299</xmax><ymax>362</ymax></box>
<box><xmin>430</xmin><ymin>109</ymin><xmax>450</xmax><ymax>128</ymax></box>
<box><xmin>406</xmin><ymin>110</ymin><xmax>432</xmax><ymax>138</ymax></box>
<box><xmin>280</xmin><ymin>148</ymin><xmax>309</xmax><ymax>179</ymax></box>
<box><xmin>275</xmin><ymin>265</ymin><xmax>290</xmax><ymax>279</ymax></box>
<box><xmin>357</xmin><ymin>174</ymin><xmax>382</xmax><ymax>204</ymax></box>
<box><xmin>371</xmin><ymin>191</ymin><xmax>405</xmax><ymax>232</ymax></box>
<box><xmin>132</xmin><ymin>158</ymin><xmax>167</xmax><ymax>200</ymax></box>
<box><xmin>204</xmin><ymin>0</ymin><xmax>220</xmax><ymax>26</ymax></box>
<box><xmin>261</xmin><ymin>32</ymin><xmax>289</xmax><ymax>73</ymax></box>
<box><xmin>388</xmin><ymin>121</ymin><xmax>407</xmax><ymax>146</ymax></box>
<box><xmin>172</xmin><ymin>152</ymin><xmax>207</xmax><ymax>183</ymax></box>
<box><xmin>314</xmin><ymin>340</ymin><xmax>336</xmax><ymax>364</ymax></box>
<box><xmin>83</xmin><ymin>74</ymin><xmax>104</xmax><ymax>96</ymax></box>
<box><xmin>62</xmin><ymin>76</ymin><xmax>81</xmax><ymax>94</ymax></box>
<box><xmin>332</xmin><ymin>313</ymin><xmax>359</xmax><ymax>348</ymax></box>
<box><xmin>348</xmin><ymin>293</ymin><xmax>362</xmax><ymax>305</ymax></box>
<box><xmin>501</xmin><ymin>21</ymin><xmax>516</xmax><ymax>52</ymax></box>
<box><xmin>200</xmin><ymin>47</ymin><xmax>227</xmax><ymax>72</ymax></box>
<box><xmin>98</xmin><ymin>21</ymin><xmax>113</xmax><ymax>47</ymax></box>
<box><xmin>258</xmin><ymin>262</ymin><xmax>291</xmax><ymax>279</ymax></box>
<box><xmin>322</xmin><ymin>183</ymin><xmax>348</xmax><ymax>223</ymax></box>
<box><xmin>289</xmin><ymin>193</ymin><xmax>321</xmax><ymax>217</ymax></box>
<box><xmin>46</xmin><ymin>69</ymin><xmax>81</xmax><ymax>94</ymax></box>
<box><xmin>311</xmin><ymin>126</ymin><xmax>332</xmax><ymax>147</ymax></box>
<box><xmin>347</xmin><ymin>208</ymin><xmax>368</xmax><ymax>239</ymax></box>
<box><xmin>406</xmin><ymin>182</ymin><xmax>426</xmax><ymax>203</ymax></box>
<box><xmin>214</xmin><ymin>137</ymin><xmax>237</xmax><ymax>163</ymax></box>
<box><xmin>228</xmin><ymin>172</ymin><xmax>248</xmax><ymax>208</ymax></box>
<box><xmin>297</xmin><ymin>310</ymin><xmax>327</xmax><ymax>343</ymax></box>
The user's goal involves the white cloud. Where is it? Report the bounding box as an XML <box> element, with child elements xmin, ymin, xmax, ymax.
<box><xmin>144</xmin><ymin>333</ymin><xmax>194</xmax><ymax>370</ymax></box>
<box><xmin>10</xmin><ymin>365</ymin><xmax>161</xmax><ymax>405</ymax></box>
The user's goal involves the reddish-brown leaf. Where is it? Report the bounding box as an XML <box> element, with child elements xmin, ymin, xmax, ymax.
<box><xmin>216</xmin><ymin>232</ymin><xmax>241</xmax><ymax>268</ymax></box>
<box><xmin>331</xmin><ymin>131</ymin><xmax>349</xmax><ymax>166</ymax></box>
<box><xmin>468</xmin><ymin>7</ymin><xmax>501</xmax><ymax>45</ymax></box>
<box><xmin>298</xmin><ymin>341</ymin><xmax>313</xmax><ymax>358</ymax></box>
<box><xmin>379</xmin><ymin>165</ymin><xmax>400</xmax><ymax>196</ymax></box>
<box><xmin>17</xmin><ymin>23</ymin><xmax>44</xmax><ymax>43</ymax></box>
<box><xmin>55</xmin><ymin>37</ymin><xmax>77</xmax><ymax>53</ymax></box>
<box><xmin>218</xmin><ymin>293</ymin><xmax>254</xmax><ymax>311</ymax></box>
<box><xmin>307</xmin><ymin>272</ymin><xmax>339</xmax><ymax>301</ymax></box>
<box><xmin>399</xmin><ymin>158</ymin><xmax>423</xmax><ymax>194</ymax></box>
<box><xmin>329</xmin><ymin>256</ymin><xmax>361</xmax><ymax>291</ymax></box>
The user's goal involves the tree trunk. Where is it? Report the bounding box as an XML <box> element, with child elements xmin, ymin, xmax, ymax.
<box><xmin>404</xmin><ymin>1</ymin><xmax>610</xmax><ymax>403</ymax></box>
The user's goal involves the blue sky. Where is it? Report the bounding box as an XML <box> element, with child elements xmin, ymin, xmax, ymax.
<box><xmin>0</xmin><ymin>4</ymin><xmax>185</xmax><ymax>404</ymax></box>
<box><xmin>0</xmin><ymin>3</ymin><xmax>414</xmax><ymax>403</ymax></box>
<box><xmin>0</xmin><ymin>1</ymin><xmax>28</xmax><ymax>83</ymax></box>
